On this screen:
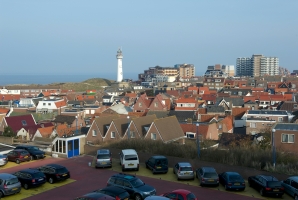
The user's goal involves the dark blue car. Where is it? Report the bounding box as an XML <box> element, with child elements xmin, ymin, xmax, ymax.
<box><xmin>13</xmin><ymin>169</ymin><xmax>46</xmax><ymax>190</ymax></box>
<box><xmin>218</xmin><ymin>172</ymin><xmax>245</xmax><ymax>191</ymax></box>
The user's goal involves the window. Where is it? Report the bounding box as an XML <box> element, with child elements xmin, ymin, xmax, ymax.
<box><xmin>48</xmin><ymin>103</ymin><xmax>51</xmax><ymax>106</ymax></box>
<box><xmin>294</xmin><ymin>104</ymin><xmax>298</xmax><ymax>108</ymax></box>
<box><xmin>154</xmin><ymin>102</ymin><xmax>158</xmax><ymax>107</ymax></box>
<box><xmin>218</xmin><ymin>124</ymin><xmax>222</xmax><ymax>130</ymax></box>
<box><xmin>111</xmin><ymin>132</ymin><xmax>115</xmax><ymax>138</ymax></box>
<box><xmin>43</xmin><ymin>103</ymin><xmax>46</xmax><ymax>106</ymax></box>
<box><xmin>151</xmin><ymin>133</ymin><xmax>156</xmax><ymax>140</ymax></box>
<box><xmin>282</xmin><ymin>134</ymin><xmax>294</xmax><ymax>143</ymax></box>
<box><xmin>131</xmin><ymin>131</ymin><xmax>135</xmax><ymax>138</ymax></box>
<box><xmin>278</xmin><ymin>117</ymin><xmax>283</xmax><ymax>122</ymax></box>
<box><xmin>21</xmin><ymin>120</ymin><xmax>27</xmax><ymax>126</ymax></box>
<box><xmin>92</xmin><ymin>130</ymin><xmax>97</xmax><ymax>136</ymax></box>
<box><xmin>250</xmin><ymin>122</ymin><xmax>256</xmax><ymax>128</ymax></box>
<box><xmin>291</xmin><ymin>181</ymin><xmax>298</xmax><ymax>189</ymax></box>
<box><xmin>139</xmin><ymin>102</ymin><xmax>142</xmax><ymax>107</ymax></box>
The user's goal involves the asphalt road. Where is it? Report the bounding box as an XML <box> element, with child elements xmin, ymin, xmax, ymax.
<box><xmin>0</xmin><ymin>155</ymin><xmax>292</xmax><ymax>200</ymax></box>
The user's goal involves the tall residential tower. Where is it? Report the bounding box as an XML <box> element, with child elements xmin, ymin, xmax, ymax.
<box><xmin>116</xmin><ymin>48</ymin><xmax>123</xmax><ymax>82</ymax></box>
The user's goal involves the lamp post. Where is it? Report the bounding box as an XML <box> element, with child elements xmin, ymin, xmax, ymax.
<box><xmin>272</xmin><ymin>128</ymin><xmax>276</xmax><ymax>168</ymax></box>
<box><xmin>196</xmin><ymin>123</ymin><xmax>200</xmax><ymax>158</ymax></box>
<box><xmin>127</xmin><ymin>116</ymin><xmax>130</xmax><ymax>139</ymax></box>
<box><xmin>75</xmin><ymin>116</ymin><xmax>78</xmax><ymax>135</ymax></box>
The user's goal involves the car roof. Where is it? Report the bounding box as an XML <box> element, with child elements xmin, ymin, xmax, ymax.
<box><xmin>288</xmin><ymin>176</ymin><xmax>298</xmax><ymax>182</ymax></box>
<box><xmin>151</xmin><ymin>155</ymin><xmax>167</xmax><ymax>159</ymax></box>
<box><xmin>172</xmin><ymin>189</ymin><xmax>192</xmax><ymax>194</ymax></box>
<box><xmin>259</xmin><ymin>175</ymin><xmax>278</xmax><ymax>181</ymax></box>
<box><xmin>82</xmin><ymin>192</ymin><xmax>114</xmax><ymax>199</ymax></box>
<box><xmin>19</xmin><ymin>169</ymin><xmax>41</xmax><ymax>174</ymax></box>
<box><xmin>200</xmin><ymin>167</ymin><xmax>216</xmax><ymax>171</ymax></box>
<box><xmin>122</xmin><ymin>149</ymin><xmax>137</xmax><ymax>154</ymax></box>
<box><xmin>177</xmin><ymin>162</ymin><xmax>192</xmax><ymax>167</ymax></box>
<box><xmin>12</xmin><ymin>149</ymin><xmax>28</xmax><ymax>152</ymax></box>
<box><xmin>112</xmin><ymin>173</ymin><xmax>137</xmax><ymax>180</ymax></box>
<box><xmin>0</xmin><ymin>173</ymin><xmax>17</xmax><ymax>179</ymax></box>
<box><xmin>16</xmin><ymin>145</ymin><xmax>35</xmax><ymax>148</ymax></box>
<box><xmin>97</xmin><ymin>149</ymin><xmax>110</xmax><ymax>154</ymax></box>
<box><xmin>224</xmin><ymin>172</ymin><xmax>240</xmax><ymax>176</ymax></box>
<box><xmin>101</xmin><ymin>186</ymin><xmax>127</xmax><ymax>193</ymax></box>
<box><xmin>45</xmin><ymin>164</ymin><xmax>64</xmax><ymax>169</ymax></box>
<box><xmin>145</xmin><ymin>196</ymin><xmax>170</xmax><ymax>200</ymax></box>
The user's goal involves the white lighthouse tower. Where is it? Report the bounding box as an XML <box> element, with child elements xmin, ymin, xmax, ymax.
<box><xmin>116</xmin><ymin>48</ymin><xmax>123</xmax><ymax>82</ymax></box>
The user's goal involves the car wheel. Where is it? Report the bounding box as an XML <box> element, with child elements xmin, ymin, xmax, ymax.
<box><xmin>146</xmin><ymin>164</ymin><xmax>149</xmax><ymax>169</ymax></box>
<box><xmin>30</xmin><ymin>156</ymin><xmax>34</xmax><ymax>161</ymax></box>
<box><xmin>0</xmin><ymin>191</ymin><xmax>4</xmax><ymax>198</ymax></box>
<box><xmin>152</xmin><ymin>168</ymin><xmax>155</xmax><ymax>174</ymax></box>
<box><xmin>49</xmin><ymin>178</ymin><xmax>54</xmax><ymax>184</ymax></box>
<box><xmin>259</xmin><ymin>188</ymin><xmax>264</xmax><ymax>196</ymax></box>
<box><xmin>135</xmin><ymin>194</ymin><xmax>142</xmax><ymax>200</ymax></box>
<box><xmin>16</xmin><ymin>159</ymin><xmax>20</xmax><ymax>164</ymax></box>
<box><xmin>122</xmin><ymin>167</ymin><xmax>125</xmax><ymax>172</ymax></box>
<box><xmin>24</xmin><ymin>183</ymin><xmax>29</xmax><ymax>190</ymax></box>
<box><xmin>248</xmin><ymin>181</ymin><xmax>251</xmax><ymax>187</ymax></box>
<box><xmin>173</xmin><ymin>169</ymin><xmax>175</xmax><ymax>174</ymax></box>
<box><xmin>136</xmin><ymin>167</ymin><xmax>139</xmax><ymax>171</ymax></box>
<box><xmin>295</xmin><ymin>194</ymin><xmax>298</xmax><ymax>200</ymax></box>
<box><xmin>225</xmin><ymin>184</ymin><xmax>229</xmax><ymax>191</ymax></box>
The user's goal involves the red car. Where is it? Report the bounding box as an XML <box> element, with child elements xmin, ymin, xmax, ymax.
<box><xmin>160</xmin><ymin>189</ymin><xmax>197</xmax><ymax>200</ymax></box>
<box><xmin>6</xmin><ymin>149</ymin><xmax>31</xmax><ymax>164</ymax></box>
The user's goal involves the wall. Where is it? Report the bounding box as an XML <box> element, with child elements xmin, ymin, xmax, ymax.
<box><xmin>0</xmin><ymin>136</ymin><xmax>14</xmax><ymax>145</ymax></box>
<box><xmin>84</xmin><ymin>144</ymin><xmax>289</xmax><ymax>181</ymax></box>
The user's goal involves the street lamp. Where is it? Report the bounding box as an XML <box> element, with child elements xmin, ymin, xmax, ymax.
<box><xmin>272</xmin><ymin>128</ymin><xmax>276</xmax><ymax>168</ymax></box>
<box><xmin>196</xmin><ymin>123</ymin><xmax>200</xmax><ymax>158</ymax></box>
<box><xmin>75</xmin><ymin>116</ymin><xmax>78</xmax><ymax>135</ymax></box>
<box><xmin>127</xmin><ymin>116</ymin><xmax>130</xmax><ymax>139</ymax></box>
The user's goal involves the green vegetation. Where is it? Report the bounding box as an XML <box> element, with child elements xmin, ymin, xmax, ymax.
<box><xmin>58</xmin><ymin>78</ymin><xmax>115</xmax><ymax>92</ymax></box>
<box><xmin>2</xmin><ymin>126</ymin><xmax>14</xmax><ymax>137</ymax></box>
<box><xmin>104</xmin><ymin>138</ymin><xmax>298</xmax><ymax>175</ymax></box>
<box><xmin>9</xmin><ymin>112</ymin><xmax>57</xmax><ymax>123</ymax></box>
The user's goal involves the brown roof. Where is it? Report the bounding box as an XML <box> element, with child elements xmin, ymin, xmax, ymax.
<box><xmin>232</xmin><ymin>108</ymin><xmax>249</xmax><ymax>118</ymax></box>
<box><xmin>200</xmin><ymin>114</ymin><xmax>214</xmax><ymax>122</ymax></box>
<box><xmin>131</xmin><ymin>115</ymin><xmax>157</xmax><ymax>137</ymax></box>
<box><xmin>93</xmin><ymin>115</ymin><xmax>120</xmax><ymax>137</ymax></box>
<box><xmin>37</xmin><ymin>126</ymin><xmax>54</xmax><ymax>138</ymax></box>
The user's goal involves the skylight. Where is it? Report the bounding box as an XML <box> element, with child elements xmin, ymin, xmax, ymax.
<box><xmin>21</xmin><ymin>120</ymin><xmax>27</xmax><ymax>126</ymax></box>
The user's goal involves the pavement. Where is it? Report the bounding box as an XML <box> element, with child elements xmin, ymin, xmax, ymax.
<box><xmin>0</xmin><ymin>155</ymin><xmax>293</xmax><ymax>200</ymax></box>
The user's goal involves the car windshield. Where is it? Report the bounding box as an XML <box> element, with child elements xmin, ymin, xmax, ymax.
<box><xmin>186</xmin><ymin>193</ymin><xmax>196</xmax><ymax>200</ymax></box>
<box><xmin>130</xmin><ymin>179</ymin><xmax>144</xmax><ymax>187</ymax></box>
<box><xmin>97</xmin><ymin>154</ymin><xmax>110</xmax><ymax>159</ymax></box>
<box><xmin>180</xmin><ymin>167</ymin><xmax>192</xmax><ymax>171</ymax></box>
<box><xmin>20</xmin><ymin>151</ymin><xmax>29</xmax><ymax>155</ymax></box>
<box><xmin>229</xmin><ymin>175</ymin><xmax>243</xmax><ymax>181</ymax></box>
<box><xmin>32</xmin><ymin>172</ymin><xmax>45</xmax><ymax>178</ymax></box>
<box><xmin>56</xmin><ymin>167</ymin><xmax>68</xmax><ymax>174</ymax></box>
<box><xmin>268</xmin><ymin>181</ymin><xmax>282</xmax><ymax>187</ymax></box>
<box><xmin>125</xmin><ymin>155</ymin><xmax>138</xmax><ymax>160</ymax></box>
<box><xmin>204</xmin><ymin>172</ymin><xmax>218</xmax><ymax>178</ymax></box>
<box><xmin>5</xmin><ymin>178</ymin><xmax>19</xmax><ymax>185</ymax></box>
<box><xmin>157</xmin><ymin>159</ymin><xmax>168</xmax><ymax>165</ymax></box>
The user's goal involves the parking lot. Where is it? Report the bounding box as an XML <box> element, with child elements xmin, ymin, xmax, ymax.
<box><xmin>0</xmin><ymin>155</ymin><xmax>294</xmax><ymax>199</ymax></box>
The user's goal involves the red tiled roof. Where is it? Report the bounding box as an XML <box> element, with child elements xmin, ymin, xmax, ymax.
<box><xmin>37</xmin><ymin>126</ymin><xmax>54</xmax><ymax>138</ymax></box>
<box><xmin>232</xmin><ymin>108</ymin><xmax>249</xmax><ymax>118</ymax></box>
<box><xmin>200</xmin><ymin>114</ymin><xmax>214</xmax><ymax>122</ymax></box>
<box><xmin>4</xmin><ymin>114</ymin><xmax>36</xmax><ymax>133</ymax></box>
<box><xmin>221</xmin><ymin>116</ymin><xmax>233</xmax><ymax>131</ymax></box>
<box><xmin>176</xmin><ymin>98</ymin><xmax>197</xmax><ymax>103</ymax></box>
<box><xmin>55</xmin><ymin>100</ymin><xmax>66</xmax><ymax>108</ymax></box>
<box><xmin>1</xmin><ymin>94</ymin><xmax>21</xmax><ymax>101</ymax></box>
<box><xmin>0</xmin><ymin>108</ymin><xmax>9</xmax><ymax>114</ymax></box>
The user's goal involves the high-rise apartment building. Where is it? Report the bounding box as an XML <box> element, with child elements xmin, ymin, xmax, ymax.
<box><xmin>236</xmin><ymin>55</ymin><xmax>279</xmax><ymax>77</ymax></box>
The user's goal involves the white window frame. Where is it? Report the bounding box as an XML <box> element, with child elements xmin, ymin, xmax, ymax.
<box><xmin>111</xmin><ymin>132</ymin><xmax>115</xmax><ymax>138</ymax></box>
<box><xmin>281</xmin><ymin>134</ymin><xmax>294</xmax><ymax>143</ymax></box>
<box><xmin>151</xmin><ymin>133</ymin><xmax>156</xmax><ymax>140</ymax></box>
<box><xmin>131</xmin><ymin>131</ymin><xmax>135</xmax><ymax>138</ymax></box>
<box><xmin>154</xmin><ymin>102</ymin><xmax>158</xmax><ymax>107</ymax></box>
<box><xmin>250</xmin><ymin>122</ymin><xmax>256</xmax><ymax>128</ymax></box>
<box><xmin>278</xmin><ymin>117</ymin><xmax>283</xmax><ymax>122</ymax></box>
<box><xmin>92</xmin><ymin>130</ymin><xmax>97</xmax><ymax>136</ymax></box>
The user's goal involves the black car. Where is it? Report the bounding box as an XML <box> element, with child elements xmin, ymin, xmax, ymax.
<box><xmin>248</xmin><ymin>175</ymin><xmax>284</xmax><ymax>197</ymax></box>
<box><xmin>145</xmin><ymin>155</ymin><xmax>168</xmax><ymax>174</ymax></box>
<box><xmin>15</xmin><ymin>145</ymin><xmax>45</xmax><ymax>160</ymax></box>
<box><xmin>218</xmin><ymin>172</ymin><xmax>245</xmax><ymax>191</ymax></box>
<box><xmin>37</xmin><ymin>164</ymin><xmax>70</xmax><ymax>184</ymax></box>
<box><xmin>13</xmin><ymin>169</ymin><xmax>46</xmax><ymax>189</ymax></box>
<box><xmin>94</xmin><ymin>186</ymin><xmax>130</xmax><ymax>200</ymax></box>
<box><xmin>107</xmin><ymin>173</ymin><xmax>156</xmax><ymax>200</ymax></box>
<box><xmin>74</xmin><ymin>192</ymin><xmax>116</xmax><ymax>200</ymax></box>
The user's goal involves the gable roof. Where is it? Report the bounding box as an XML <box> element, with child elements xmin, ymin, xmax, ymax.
<box><xmin>232</xmin><ymin>108</ymin><xmax>250</xmax><ymax>118</ymax></box>
<box><xmin>131</xmin><ymin>115</ymin><xmax>157</xmax><ymax>137</ymax></box>
<box><xmin>92</xmin><ymin>115</ymin><xmax>120</xmax><ymax>137</ymax></box>
<box><xmin>4</xmin><ymin>114</ymin><xmax>37</xmax><ymax>133</ymax></box>
<box><xmin>52</xmin><ymin>115</ymin><xmax>76</xmax><ymax>125</ymax></box>
<box><xmin>146</xmin><ymin>111</ymin><xmax>169</xmax><ymax>119</ymax></box>
<box><xmin>55</xmin><ymin>124</ymin><xmax>76</xmax><ymax>137</ymax></box>
<box><xmin>168</xmin><ymin>111</ymin><xmax>197</xmax><ymax>122</ymax></box>
<box><xmin>151</xmin><ymin>116</ymin><xmax>185</xmax><ymax>143</ymax></box>
<box><xmin>37</xmin><ymin>126</ymin><xmax>55</xmax><ymax>138</ymax></box>
<box><xmin>206</xmin><ymin>105</ymin><xmax>225</xmax><ymax>113</ymax></box>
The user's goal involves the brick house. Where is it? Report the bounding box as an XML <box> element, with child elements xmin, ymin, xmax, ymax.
<box><xmin>148</xmin><ymin>94</ymin><xmax>171</xmax><ymax>111</ymax></box>
<box><xmin>273</xmin><ymin>123</ymin><xmax>298</xmax><ymax>154</ymax></box>
<box><xmin>126</xmin><ymin>115</ymin><xmax>157</xmax><ymax>139</ymax></box>
<box><xmin>133</xmin><ymin>94</ymin><xmax>153</xmax><ymax>113</ymax></box>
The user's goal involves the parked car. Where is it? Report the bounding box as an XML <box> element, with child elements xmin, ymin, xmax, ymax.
<box><xmin>13</xmin><ymin>169</ymin><xmax>46</xmax><ymax>190</ymax></box>
<box><xmin>173</xmin><ymin>162</ymin><xmax>195</xmax><ymax>180</ymax></box>
<box><xmin>161</xmin><ymin>189</ymin><xmax>197</xmax><ymax>200</ymax></box>
<box><xmin>95</xmin><ymin>149</ymin><xmax>112</xmax><ymax>168</ymax></box>
<box><xmin>145</xmin><ymin>155</ymin><xmax>168</xmax><ymax>174</ymax></box>
<box><xmin>218</xmin><ymin>172</ymin><xmax>245</xmax><ymax>191</ymax></box>
<box><xmin>281</xmin><ymin>176</ymin><xmax>298</xmax><ymax>199</ymax></box>
<box><xmin>37</xmin><ymin>164</ymin><xmax>70</xmax><ymax>184</ymax></box>
<box><xmin>6</xmin><ymin>149</ymin><xmax>31</xmax><ymax>164</ymax></box>
<box><xmin>145</xmin><ymin>196</ymin><xmax>169</xmax><ymax>200</ymax></box>
<box><xmin>107</xmin><ymin>173</ymin><xmax>156</xmax><ymax>200</ymax></box>
<box><xmin>0</xmin><ymin>173</ymin><xmax>21</xmax><ymax>198</ymax></box>
<box><xmin>196</xmin><ymin>167</ymin><xmax>219</xmax><ymax>186</ymax></box>
<box><xmin>0</xmin><ymin>154</ymin><xmax>8</xmax><ymax>167</ymax></box>
<box><xmin>15</xmin><ymin>145</ymin><xmax>45</xmax><ymax>160</ymax></box>
<box><xmin>248</xmin><ymin>175</ymin><xmax>284</xmax><ymax>197</ymax></box>
<box><xmin>94</xmin><ymin>186</ymin><xmax>130</xmax><ymax>200</ymax></box>
<box><xmin>74</xmin><ymin>192</ymin><xmax>115</xmax><ymax>200</ymax></box>
<box><xmin>119</xmin><ymin>149</ymin><xmax>139</xmax><ymax>171</ymax></box>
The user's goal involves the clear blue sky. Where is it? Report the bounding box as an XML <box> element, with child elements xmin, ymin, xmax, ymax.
<box><xmin>1</xmin><ymin>0</ymin><xmax>297</xmax><ymax>80</ymax></box>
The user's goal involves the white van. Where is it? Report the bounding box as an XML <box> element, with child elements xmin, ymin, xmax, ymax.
<box><xmin>119</xmin><ymin>149</ymin><xmax>139</xmax><ymax>171</ymax></box>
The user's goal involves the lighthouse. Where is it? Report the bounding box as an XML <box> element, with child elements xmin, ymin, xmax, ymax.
<box><xmin>116</xmin><ymin>48</ymin><xmax>123</xmax><ymax>82</ymax></box>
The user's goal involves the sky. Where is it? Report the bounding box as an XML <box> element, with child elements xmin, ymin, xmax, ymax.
<box><xmin>0</xmin><ymin>0</ymin><xmax>297</xmax><ymax>81</ymax></box>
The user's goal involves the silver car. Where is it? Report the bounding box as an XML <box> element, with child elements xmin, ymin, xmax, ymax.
<box><xmin>281</xmin><ymin>176</ymin><xmax>298</xmax><ymax>199</ymax></box>
<box><xmin>196</xmin><ymin>166</ymin><xmax>219</xmax><ymax>186</ymax></box>
<box><xmin>173</xmin><ymin>162</ymin><xmax>195</xmax><ymax>180</ymax></box>
<box><xmin>0</xmin><ymin>173</ymin><xmax>21</xmax><ymax>198</ymax></box>
<box><xmin>95</xmin><ymin>149</ymin><xmax>112</xmax><ymax>168</ymax></box>
<box><xmin>0</xmin><ymin>154</ymin><xmax>8</xmax><ymax>167</ymax></box>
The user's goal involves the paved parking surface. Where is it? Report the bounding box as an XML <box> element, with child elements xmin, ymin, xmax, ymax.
<box><xmin>0</xmin><ymin>155</ymin><xmax>293</xmax><ymax>200</ymax></box>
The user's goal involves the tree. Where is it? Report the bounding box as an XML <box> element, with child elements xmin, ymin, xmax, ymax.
<box><xmin>2</xmin><ymin>126</ymin><xmax>15</xmax><ymax>137</ymax></box>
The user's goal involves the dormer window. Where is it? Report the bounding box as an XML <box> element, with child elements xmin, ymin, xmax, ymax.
<box><xmin>21</xmin><ymin>120</ymin><xmax>27</xmax><ymax>126</ymax></box>
<box><xmin>294</xmin><ymin>104</ymin><xmax>298</xmax><ymax>108</ymax></box>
